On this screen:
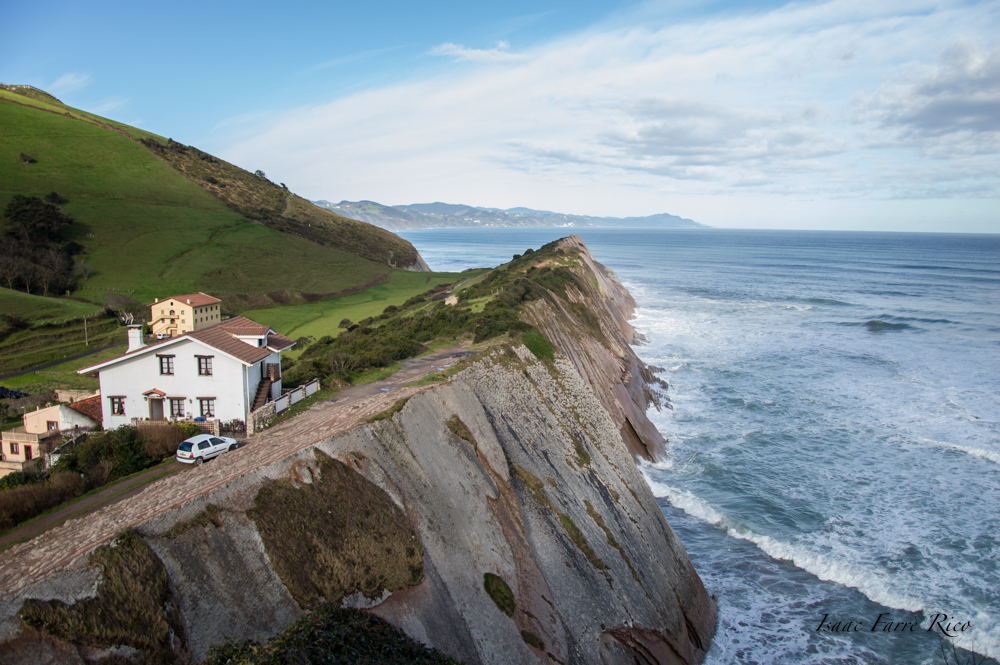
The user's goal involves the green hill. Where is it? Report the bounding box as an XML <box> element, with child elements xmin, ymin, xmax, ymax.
<box><xmin>0</xmin><ymin>84</ymin><xmax>425</xmax><ymax>306</ymax></box>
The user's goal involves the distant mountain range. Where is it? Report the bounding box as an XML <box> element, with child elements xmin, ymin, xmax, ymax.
<box><xmin>312</xmin><ymin>200</ymin><xmax>708</xmax><ymax>230</ymax></box>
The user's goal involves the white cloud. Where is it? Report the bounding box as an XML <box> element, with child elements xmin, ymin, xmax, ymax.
<box><xmin>430</xmin><ymin>40</ymin><xmax>527</xmax><ymax>63</ymax></box>
<box><xmin>216</xmin><ymin>0</ymin><xmax>1000</xmax><ymax>229</ymax></box>
<box><xmin>48</xmin><ymin>72</ymin><xmax>91</xmax><ymax>96</ymax></box>
<box><xmin>853</xmin><ymin>38</ymin><xmax>1000</xmax><ymax>156</ymax></box>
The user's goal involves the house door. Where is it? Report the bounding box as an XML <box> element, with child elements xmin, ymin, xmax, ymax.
<box><xmin>24</xmin><ymin>445</ymin><xmax>32</xmax><ymax>460</ymax></box>
<box><xmin>149</xmin><ymin>398</ymin><xmax>164</xmax><ymax>421</ymax></box>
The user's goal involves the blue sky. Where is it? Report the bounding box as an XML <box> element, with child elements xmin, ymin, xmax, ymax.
<box><xmin>3</xmin><ymin>0</ymin><xmax>999</xmax><ymax>231</ymax></box>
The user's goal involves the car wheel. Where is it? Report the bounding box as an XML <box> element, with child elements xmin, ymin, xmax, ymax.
<box><xmin>195</xmin><ymin>457</ymin><xmax>203</xmax><ymax>466</ymax></box>
<box><xmin>229</xmin><ymin>444</ymin><xmax>237</xmax><ymax>451</ymax></box>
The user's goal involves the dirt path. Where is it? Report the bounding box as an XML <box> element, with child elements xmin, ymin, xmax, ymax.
<box><xmin>0</xmin><ymin>460</ymin><xmax>186</xmax><ymax>550</ymax></box>
<box><xmin>0</xmin><ymin>342</ymin><xmax>477</xmax><ymax>597</ymax></box>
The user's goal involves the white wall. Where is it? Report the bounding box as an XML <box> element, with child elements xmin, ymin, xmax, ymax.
<box><xmin>98</xmin><ymin>339</ymin><xmax>252</xmax><ymax>429</ymax></box>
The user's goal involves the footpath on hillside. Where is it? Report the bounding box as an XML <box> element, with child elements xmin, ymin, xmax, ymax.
<box><xmin>0</xmin><ymin>342</ymin><xmax>477</xmax><ymax>597</ymax></box>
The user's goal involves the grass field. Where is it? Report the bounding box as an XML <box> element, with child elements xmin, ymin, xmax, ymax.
<box><xmin>243</xmin><ymin>270</ymin><xmax>474</xmax><ymax>346</ymax></box>
<box><xmin>0</xmin><ymin>288</ymin><xmax>103</xmax><ymax>322</ymax></box>
<box><xmin>0</xmin><ymin>95</ymin><xmax>390</xmax><ymax>303</ymax></box>
<box><xmin>0</xmin><ymin>315</ymin><xmax>124</xmax><ymax>377</ymax></box>
<box><xmin>0</xmin><ymin>344</ymin><xmax>122</xmax><ymax>392</ymax></box>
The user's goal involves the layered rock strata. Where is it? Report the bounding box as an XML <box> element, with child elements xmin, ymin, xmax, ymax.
<box><xmin>0</xmin><ymin>238</ymin><xmax>715</xmax><ymax>664</ymax></box>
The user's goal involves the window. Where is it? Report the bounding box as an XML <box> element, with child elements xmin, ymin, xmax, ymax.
<box><xmin>110</xmin><ymin>397</ymin><xmax>125</xmax><ymax>415</ymax></box>
<box><xmin>9</xmin><ymin>443</ymin><xmax>18</xmax><ymax>455</ymax></box>
<box><xmin>159</xmin><ymin>355</ymin><xmax>175</xmax><ymax>375</ymax></box>
<box><xmin>200</xmin><ymin>398</ymin><xmax>215</xmax><ymax>417</ymax></box>
<box><xmin>197</xmin><ymin>356</ymin><xmax>213</xmax><ymax>376</ymax></box>
<box><xmin>47</xmin><ymin>421</ymin><xmax>58</xmax><ymax>431</ymax></box>
<box><xmin>170</xmin><ymin>398</ymin><xmax>185</xmax><ymax>418</ymax></box>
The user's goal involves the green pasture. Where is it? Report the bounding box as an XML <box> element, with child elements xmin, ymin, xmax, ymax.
<box><xmin>0</xmin><ymin>344</ymin><xmax>121</xmax><ymax>392</ymax></box>
<box><xmin>0</xmin><ymin>288</ymin><xmax>102</xmax><ymax>322</ymax></box>
<box><xmin>244</xmin><ymin>270</ymin><xmax>468</xmax><ymax>347</ymax></box>
<box><xmin>0</xmin><ymin>97</ymin><xmax>387</xmax><ymax>302</ymax></box>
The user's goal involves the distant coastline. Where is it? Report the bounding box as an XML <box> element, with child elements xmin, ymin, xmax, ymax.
<box><xmin>314</xmin><ymin>199</ymin><xmax>708</xmax><ymax>230</ymax></box>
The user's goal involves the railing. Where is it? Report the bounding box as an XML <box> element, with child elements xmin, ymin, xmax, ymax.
<box><xmin>245</xmin><ymin>379</ymin><xmax>320</xmax><ymax>435</ymax></box>
<box><xmin>1</xmin><ymin>427</ymin><xmax>63</xmax><ymax>445</ymax></box>
<box><xmin>45</xmin><ymin>431</ymin><xmax>88</xmax><ymax>470</ymax></box>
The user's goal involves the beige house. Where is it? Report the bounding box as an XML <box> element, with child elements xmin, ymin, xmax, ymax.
<box><xmin>149</xmin><ymin>293</ymin><xmax>222</xmax><ymax>339</ymax></box>
<box><xmin>0</xmin><ymin>396</ymin><xmax>101</xmax><ymax>478</ymax></box>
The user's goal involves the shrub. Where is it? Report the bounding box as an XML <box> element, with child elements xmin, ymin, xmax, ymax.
<box><xmin>203</xmin><ymin>175</ymin><xmax>219</xmax><ymax>185</ymax></box>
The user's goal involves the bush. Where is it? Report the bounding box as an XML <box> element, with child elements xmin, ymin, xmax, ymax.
<box><xmin>0</xmin><ymin>471</ymin><xmax>85</xmax><ymax>531</ymax></box>
<box><xmin>54</xmin><ymin>425</ymin><xmax>152</xmax><ymax>487</ymax></box>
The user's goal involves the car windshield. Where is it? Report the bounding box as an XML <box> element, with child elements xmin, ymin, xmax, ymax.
<box><xmin>178</xmin><ymin>442</ymin><xmax>193</xmax><ymax>452</ymax></box>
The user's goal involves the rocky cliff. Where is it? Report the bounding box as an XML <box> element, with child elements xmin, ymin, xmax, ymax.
<box><xmin>0</xmin><ymin>238</ymin><xmax>715</xmax><ymax>664</ymax></box>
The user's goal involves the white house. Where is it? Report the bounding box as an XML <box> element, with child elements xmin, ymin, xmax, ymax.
<box><xmin>79</xmin><ymin>317</ymin><xmax>295</xmax><ymax>429</ymax></box>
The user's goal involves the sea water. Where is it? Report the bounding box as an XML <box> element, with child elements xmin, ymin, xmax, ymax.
<box><xmin>398</xmin><ymin>228</ymin><xmax>1000</xmax><ymax>664</ymax></box>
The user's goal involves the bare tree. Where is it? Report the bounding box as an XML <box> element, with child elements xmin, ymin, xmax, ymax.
<box><xmin>0</xmin><ymin>254</ymin><xmax>18</xmax><ymax>290</ymax></box>
<box><xmin>72</xmin><ymin>262</ymin><xmax>93</xmax><ymax>282</ymax></box>
<box><xmin>19</xmin><ymin>261</ymin><xmax>37</xmax><ymax>294</ymax></box>
<box><xmin>104</xmin><ymin>292</ymin><xmax>147</xmax><ymax>322</ymax></box>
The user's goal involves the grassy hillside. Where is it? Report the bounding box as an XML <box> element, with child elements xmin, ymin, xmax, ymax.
<box><xmin>0</xmin><ymin>288</ymin><xmax>102</xmax><ymax>323</ymax></box>
<box><xmin>244</xmin><ymin>270</ymin><xmax>473</xmax><ymax>345</ymax></box>
<box><xmin>0</xmin><ymin>85</ymin><xmax>422</xmax><ymax>305</ymax></box>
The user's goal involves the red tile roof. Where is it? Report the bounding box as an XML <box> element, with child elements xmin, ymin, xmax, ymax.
<box><xmin>80</xmin><ymin>315</ymin><xmax>287</xmax><ymax>372</ymax></box>
<box><xmin>156</xmin><ymin>292</ymin><xmax>221</xmax><ymax>307</ymax></box>
<box><xmin>188</xmin><ymin>324</ymin><xmax>272</xmax><ymax>364</ymax></box>
<box><xmin>217</xmin><ymin>316</ymin><xmax>272</xmax><ymax>336</ymax></box>
<box><xmin>66</xmin><ymin>395</ymin><xmax>102</xmax><ymax>423</ymax></box>
<box><xmin>267</xmin><ymin>332</ymin><xmax>295</xmax><ymax>351</ymax></box>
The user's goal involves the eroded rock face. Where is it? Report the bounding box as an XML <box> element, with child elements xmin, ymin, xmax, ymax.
<box><xmin>0</xmin><ymin>237</ymin><xmax>715</xmax><ymax>663</ymax></box>
<box><xmin>316</xmin><ymin>346</ymin><xmax>715</xmax><ymax>665</ymax></box>
<box><xmin>522</xmin><ymin>235</ymin><xmax>671</xmax><ymax>463</ymax></box>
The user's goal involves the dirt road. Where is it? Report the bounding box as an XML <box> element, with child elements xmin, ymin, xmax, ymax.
<box><xmin>0</xmin><ymin>342</ymin><xmax>477</xmax><ymax>597</ymax></box>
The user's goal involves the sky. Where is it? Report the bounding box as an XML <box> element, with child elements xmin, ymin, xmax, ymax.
<box><xmin>2</xmin><ymin>0</ymin><xmax>999</xmax><ymax>232</ymax></box>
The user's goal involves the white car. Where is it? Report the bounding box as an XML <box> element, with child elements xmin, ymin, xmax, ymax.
<box><xmin>176</xmin><ymin>434</ymin><xmax>238</xmax><ymax>465</ymax></box>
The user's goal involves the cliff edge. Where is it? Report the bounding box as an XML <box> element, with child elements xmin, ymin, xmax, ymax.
<box><xmin>0</xmin><ymin>238</ymin><xmax>715</xmax><ymax>664</ymax></box>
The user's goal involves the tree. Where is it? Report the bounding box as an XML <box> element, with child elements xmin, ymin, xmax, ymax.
<box><xmin>338</xmin><ymin>318</ymin><xmax>353</xmax><ymax>329</ymax></box>
<box><xmin>72</xmin><ymin>262</ymin><xmax>93</xmax><ymax>282</ymax></box>
<box><xmin>2</xmin><ymin>194</ymin><xmax>73</xmax><ymax>245</ymax></box>
<box><xmin>44</xmin><ymin>191</ymin><xmax>63</xmax><ymax>204</ymax></box>
<box><xmin>104</xmin><ymin>292</ymin><xmax>147</xmax><ymax>323</ymax></box>
<box><xmin>0</xmin><ymin>242</ymin><xmax>21</xmax><ymax>289</ymax></box>
<box><xmin>254</xmin><ymin>170</ymin><xmax>266</xmax><ymax>178</ymax></box>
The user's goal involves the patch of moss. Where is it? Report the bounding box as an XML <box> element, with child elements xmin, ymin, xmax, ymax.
<box><xmin>558</xmin><ymin>513</ymin><xmax>606</xmax><ymax>571</ymax></box>
<box><xmin>365</xmin><ymin>397</ymin><xmax>410</xmax><ymax>423</ymax></box>
<box><xmin>585</xmin><ymin>500</ymin><xmax>640</xmax><ymax>584</ymax></box>
<box><xmin>513</xmin><ymin>465</ymin><xmax>553</xmax><ymax>511</ymax></box>
<box><xmin>203</xmin><ymin>603</ymin><xmax>462</xmax><ymax>665</ymax></box>
<box><xmin>19</xmin><ymin>530</ymin><xmax>183</xmax><ymax>663</ymax></box>
<box><xmin>483</xmin><ymin>572</ymin><xmax>516</xmax><ymax>617</ymax></box>
<box><xmin>163</xmin><ymin>504</ymin><xmax>223</xmax><ymax>539</ymax></box>
<box><xmin>446</xmin><ymin>415</ymin><xmax>477</xmax><ymax>449</ymax></box>
<box><xmin>249</xmin><ymin>451</ymin><xmax>424</xmax><ymax>608</ymax></box>
<box><xmin>521</xmin><ymin>630</ymin><xmax>545</xmax><ymax>650</ymax></box>
<box><xmin>520</xmin><ymin>329</ymin><xmax>555</xmax><ymax>361</ymax></box>
<box><xmin>570</xmin><ymin>434</ymin><xmax>591</xmax><ymax>467</ymax></box>
<box><xmin>626</xmin><ymin>484</ymin><xmax>647</xmax><ymax>513</ymax></box>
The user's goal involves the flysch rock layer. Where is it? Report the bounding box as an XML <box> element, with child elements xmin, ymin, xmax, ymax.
<box><xmin>523</xmin><ymin>235</ymin><xmax>670</xmax><ymax>462</ymax></box>
<box><xmin>0</xmin><ymin>236</ymin><xmax>715</xmax><ymax>664</ymax></box>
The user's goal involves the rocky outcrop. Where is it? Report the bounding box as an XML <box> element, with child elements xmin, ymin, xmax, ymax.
<box><xmin>0</xmin><ymin>237</ymin><xmax>714</xmax><ymax>664</ymax></box>
<box><xmin>521</xmin><ymin>235</ymin><xmax>670</xmax><ymax>463</ymax></box>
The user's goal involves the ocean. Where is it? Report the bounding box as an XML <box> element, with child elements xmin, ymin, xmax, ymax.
<box><xmin>398</xmin><ymin>227</ymin><xmax>1000</xmax><ymax>665</ymax></box>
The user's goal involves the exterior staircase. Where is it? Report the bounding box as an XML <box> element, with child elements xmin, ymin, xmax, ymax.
<box><xmin>252</xmin><ymin>378</ymin><xmax>272</xmax><ymax>411</ymax></box>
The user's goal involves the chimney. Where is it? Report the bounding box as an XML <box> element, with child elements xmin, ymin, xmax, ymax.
<box><xmin>187</xmin><ymin>298</ymin><xmax>191</xmax><ymax>304</ymax></box>
<box><xmin>127</xmin><ymin>325</ymin><xmax>146</xmax><ymax>352</ymax></box>
<box><xmin>154</xmin><ymin>297</ymin><xmax>159</xmax><ymax>303</ymax></box>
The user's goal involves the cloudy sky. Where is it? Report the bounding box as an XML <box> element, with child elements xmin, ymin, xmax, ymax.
<box><xmin>3</xmin><ymin>0</ymin><xmax>998</xmax><ymax>231</ymax></box>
